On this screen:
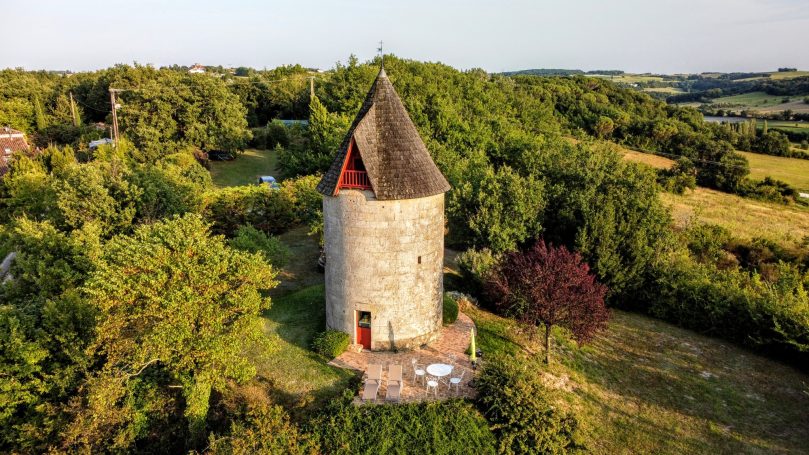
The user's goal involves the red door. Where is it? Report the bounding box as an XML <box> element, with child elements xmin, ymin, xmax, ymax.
<box><xmin>357</xmin><ymin>311</ymin><xmax>372</xmax><ymax>350</ymax></box>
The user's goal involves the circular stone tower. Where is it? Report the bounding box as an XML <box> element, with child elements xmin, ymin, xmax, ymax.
<box><xmin>316</xmin><ymin>68</ymin><xmax>451</xmax><ymax>351</ymax></box>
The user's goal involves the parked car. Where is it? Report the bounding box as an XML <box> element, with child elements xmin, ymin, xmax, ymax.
<box><xmin>208</xmin><ymin>150</ymin><xmax>235</xmax><ymax>161</ymax></box>
<box><xmin>257</xmin><ymin>175</ymin><xmax>280</xmax><ymax>189</ymax></box>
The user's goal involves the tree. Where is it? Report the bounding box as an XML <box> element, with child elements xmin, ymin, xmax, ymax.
<box><xmin>486</xmin><ymin>241</ymin><xmax>609</xmax><ymax>363</ymax></box>
<box><xmin>82</xmin><ymin>214</ymin><xmax>277</xmax><ymax>446</ymax></box>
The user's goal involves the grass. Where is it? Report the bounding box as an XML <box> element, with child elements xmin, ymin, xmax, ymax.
<box><xmin>738</xmin><ymin>151</ymin><xmax>809</xmax><ymax>192</ymax></box>
<box><xmin>209</xmin><ymin>148</ymin><xmax>280</xmax><ymax>187</ymax></box>
<box><xmin>661</xmin><ymin>187</ymin><xmax>809</xmax><ymax>249</ymax></box>
<box><xmin>465</xmin><ymin>305</ymin><xmax>809</xmax><ymax>454</ymax></box>
<box><xmin>708</xmin><ymin>92</ymin><xmax>809</xmax><ymax>114</ymax></box>
<box><xmin>246</xmin><ymin>229</ymin><xmax>352</xmax><ymax>416</ymax></box>
<box><xmin>270</xmin><ymin>226</ymin><xmax>323</xmax><ymax>297</ymax></box>
<box><xmin>711</xmin><ymin>91</ymin><xmax>796</xmax><ymax>108</ymax></box>
<box><xmin>253</xmin><ymin>284</ymin><xmax>356</xmax><ymax>414</ymax></box>
<box><xmin>757</xmin><ymin>119</ymin><xmax>809</xmax><ymax>132</ymax></box>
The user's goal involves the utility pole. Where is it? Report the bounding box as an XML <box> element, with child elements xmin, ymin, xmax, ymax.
<box><xmin>109</xmin><ymin>88</ymin><xmax>122</xmax><ymax>147</ymax></box>
<box><xmin>69</xmin><ymin>92</ymin><xmax>79</xmax><ymax>127</ymax></box>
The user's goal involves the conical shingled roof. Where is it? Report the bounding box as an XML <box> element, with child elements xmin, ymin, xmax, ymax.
<box><xmin>316</xmin><ymin>68</ymin><xmax>451</xmax><ymax>200</ymax></box>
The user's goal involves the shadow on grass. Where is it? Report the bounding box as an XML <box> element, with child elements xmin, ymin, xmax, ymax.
<box><xmin>257</xmin><ymin>284</ymin><xmax>357</xmax><ymax>417</ymax></box>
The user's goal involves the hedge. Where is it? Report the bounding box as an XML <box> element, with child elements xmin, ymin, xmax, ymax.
<box><xmin>308</xmin><ymin>391</ymin><xmax>496</xmax><ymax>455</ymax></box>
<box><xmin>476</xmin><ymin>357</ymin><xmax>582</xmax><ymax>454</ymax></box>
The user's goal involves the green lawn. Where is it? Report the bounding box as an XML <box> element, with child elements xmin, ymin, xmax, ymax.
<box><xmin>738</xmin><ymin>151</ymin><xmax>809</xmax><ymax>192</ymax></box>
<box><xmin>465</xmin><ymin>306</ymin><xmax>809</xmax><ymax>454</ymax></box>
<box><xmin>209</xmin><ymin>148</ymin><xmax>280</xmax><ymax>187</ymax></box>
<box><xmin>252</xmin><ymin>284</ymin><xmax>356</xmax><ymax>414</ymax></box>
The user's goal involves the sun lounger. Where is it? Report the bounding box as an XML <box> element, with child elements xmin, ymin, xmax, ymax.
<box><xmin>363</xmin><ymin>380</ymin><xmax>380</xmax><ymax>402</ymax></box>
<box><xmin>386</xmin><ymin>364</ymin><xmax>403</xmax><ymax>402</ymax></box>
<box><xmin>386</xmin><ymin>381</ymin><xmax>401</xmax><ymax>402</ymax></box>
<box><xmin>367</xmin><ymin>364</ymin><xmax>382</xmax><ymax>383</ymax></box>
<box><xmin>362</xmin><ymin>364</ymin><xmax>383</xmax><ymax>402</ymax></box>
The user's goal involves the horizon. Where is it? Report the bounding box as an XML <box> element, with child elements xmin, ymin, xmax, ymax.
<box><xmin>3</xmin><ymin>0</ymin><xmax>808</xmax><ymax>74</ymax></box>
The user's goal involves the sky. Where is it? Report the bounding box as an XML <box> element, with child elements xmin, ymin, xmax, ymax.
<box><xmin>2</xmin><ymin>0</ymin><xmax>808</xmax><ymax>74</ymax></box>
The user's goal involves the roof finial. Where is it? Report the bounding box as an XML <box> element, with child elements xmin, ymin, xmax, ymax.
<box><xmin>377</xmin><ymin>40</ymin><xmax>384</xmax><ymax>72</ymax></box>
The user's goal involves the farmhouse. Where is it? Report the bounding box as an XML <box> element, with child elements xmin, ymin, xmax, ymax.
<box><xmin>188</xmin><ymin>63</ymin><xmax>206</xmax><ymax>74</ymax></box>
<box><xmin>317</xmin><ymin>67</ymin><xmax>451</xmax><ymax>351</ymax></box>
<box><xmin>0</xmin><ymin>126</ymin><xmax>31</xmax><ymax>176</ymax></box>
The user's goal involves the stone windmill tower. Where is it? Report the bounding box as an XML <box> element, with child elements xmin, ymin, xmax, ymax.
<box><xmin>316</xmin><ymin>67</ymin><xmax>451</xmax><ymax>351</ymax></box>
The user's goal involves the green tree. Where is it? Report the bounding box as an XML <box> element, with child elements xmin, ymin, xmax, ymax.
<box><xmin>82</xmin><ymin>215</ymin><xmax>277</xmax><ymax>446</ymax></box>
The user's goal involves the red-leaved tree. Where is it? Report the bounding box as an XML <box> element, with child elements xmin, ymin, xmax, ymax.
<box><xmin>486</xmin><ymin>240</ymin><xmax>609</xmax><ymax>364</ymax></box>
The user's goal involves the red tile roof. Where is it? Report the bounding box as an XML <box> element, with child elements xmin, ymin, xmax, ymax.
<box><xmin>0</xmin><ymin>127</ymin><xmax>31</xmax><ymax>177</ymax></box>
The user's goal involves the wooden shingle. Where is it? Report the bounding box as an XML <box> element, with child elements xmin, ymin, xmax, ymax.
<box><xmin>316</xmin><ymin>68</ymin><xmax>450</xmax><ymax>200</ymax></box>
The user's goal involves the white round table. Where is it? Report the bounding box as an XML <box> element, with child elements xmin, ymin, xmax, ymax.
<box><xmin>426</xmin><ymin>363</ymin><xmax>453</xmax><ymax>378</ymax></box>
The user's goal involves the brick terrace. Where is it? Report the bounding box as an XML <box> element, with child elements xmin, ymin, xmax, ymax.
<box><xmin>329</xmin><ymin>312</ymin><xmax>478</xmax><ymax>403</ymax></box>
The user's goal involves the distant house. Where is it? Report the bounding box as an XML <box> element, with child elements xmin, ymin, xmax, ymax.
<box><xmin>188</xmin><ymin>64</ymin><xmax>206</xmax><ymax>74</ymax></box>
<box><xmin>0</xmin><ymin>126</ymin><xmax>31</xmax><ymax>177</ymax></box>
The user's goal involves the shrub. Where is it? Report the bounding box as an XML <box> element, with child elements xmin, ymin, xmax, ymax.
<box><xmin>308</xmin><ymin>391</ymin><xmax>496</xmax><ymax>454</ymax></box>
<box><xmin>475</xmin><ymin>357</ymin><xmax>582</xmax><ymax>454</ymax></box>
<box><xmin>639</xmin><ymin>251</ymin><xmax>809</xmax><ymax>366</ymax></box>
<box><xmin>228</xmin><ymin>225</ymin><xmax>290</xmax><ymax>268</ymax></box>
<box><xmin>280</xmin><ymin>174</ymin><xmax>322</xmax><ymax>224</ymax></box>
<box><xmin>208</xmin><ymin>403</ymin><xmax>315</xmax><ymax>455</ymax></box>
<box><xmin>685</xmin><ymin>223</ymin><xmax>731</xmax><ymax>263</ymax></box>
<box><xmin>203</xmin><ymin>185</ymin><xmax>295</xmax><ymax>236</ymax></box>
<box><xmin>442</xmin><ymin>294</ymin><xmax>459</xmax><ymax>325</ymax></box>
<box><xmin>311</xmin><ymin>330</ymin><xmax>350</xmax><ymax>359</ymax></box>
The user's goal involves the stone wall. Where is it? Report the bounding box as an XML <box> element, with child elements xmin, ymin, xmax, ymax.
<box><xmin>324</xmin><ymin>189</ymin><xmax>444</xmax><ymax>351</ymax></box>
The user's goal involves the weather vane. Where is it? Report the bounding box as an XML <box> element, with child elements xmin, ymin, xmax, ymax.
<box><xmin>378</xmin><ymin>40</ymin><xmax>384</xmax><ymax>68</ymax></box>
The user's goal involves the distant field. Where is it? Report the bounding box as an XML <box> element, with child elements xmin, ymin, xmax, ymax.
<box><xmin>738</xmin><ymin>151</ymin><xmax>809</xmax><ymax>192</ymax></box>
<box><xmin>623</xmin><ymin>149</ymin><xmax>675</xmax><ymax>169</ymax></box>
<box><xmin>758</xmin><ymin>119</ymin><xmax>809</xmax><ymax>132</ymax></box>
<box><xmin>768</xmin><ymin>70</ymin><xmax>809</xmax><ymax>80</ymax></box>
<box><xmin>662</xmin><ymin>187</ymin><xmax>809</xmax><ymax>248</ymax></box>
<box><xmin>209</xmin><ymin>148</ymin><xmax>280</xmax><ymax>187</ymax></box>
<box><xmin>709</xmin><ymin>92</ymin><xmax>809</xmax><ymax>114</ymax></box>
<box><xmin>643</xmin><ymin>87</ymin><xmax>684</xmax><ymax>94</ymax></box>
<box><xmin>711</xmin><ymin>91</ymin><xmax>796</xmax><ymax>107</ymax></box>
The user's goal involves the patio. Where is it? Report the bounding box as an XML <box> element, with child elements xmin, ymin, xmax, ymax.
<box><xmin>329</xmin><ymin>312</ymin><xmax>478</xmax><ymax>403</ymax></box>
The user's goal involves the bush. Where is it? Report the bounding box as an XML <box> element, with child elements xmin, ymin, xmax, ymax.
<box><xmin>638</xmin><ymin>251</ymin><xmax>809</xmax><ymax>366</ymax></box>
<box><xmin>280</xmin><ymin>174</ymin><xmax>322</xmax><ymax>225</ymax></box>
<box><xmin>228</xmin><ymin>225</ymin><xmax>290</xmax><ymax>268</ymax></box>
<box><xmin>475</xmin><ymin>357</ymin><xmax>582</xmax><ymax>454</ymax></box>
<box><xmin>685</xmin><ymin>223</ymin><xmax>731</xmax><ymax>263</ymax></box>
<box><xmin>308</xmin><ymin>391</ymin><xmax>496</xmax><ymax>454</ymax></box>
<box><xmin>738</xmin><ymin>177</ymin><xmax>798</xmax><ymax>204</ymax></box>
<box><xmin>311</xmin><ymin>330</ymin><xmax>350</xmax><ymax>359</ymax></box>
<box><xmin>208</xmin><ymin>403</ymin><xmax>315</xmax><ymax>455</ymax></box>
<box><xmin>442</xmin><ymin>294</ymin><xmax>459</xmax><ymax>325</ymax></box>
<box><xmin>203</xmin><ymin>185</ymin><xmax>295</xmax><ymax>236</ymax></box>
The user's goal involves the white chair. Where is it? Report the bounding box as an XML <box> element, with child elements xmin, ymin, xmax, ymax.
<box><xmin>449</xmin><ymin>370</ymin><xmax>465</xmax><ymax>394</ymax></box>
<box><xmin>426</xmin><ymin>375</ymin><xmax>439</xmax><ymax>397</ymax></box>
<box><xmin>411</xmin><ymin>358</ymin><xmax>426</xmax><ymax>384</ymax></box>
